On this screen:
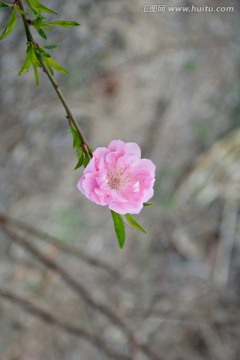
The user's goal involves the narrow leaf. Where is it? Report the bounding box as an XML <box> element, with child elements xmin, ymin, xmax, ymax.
<box><xmin>34</xmin><ymin>46</ymin><xmax>50</xmax><ymax>57</ymax></box>
<box><xmin>46</xmin><ymin>63</ymin><xmax>54</xmax><ymax>75</ymax></box>
<box><xmin>74</xmin><ymin>156</ymin><xmax>84</xmax><ymax>170</ymax></box>
<box><xmin>44</xmin><ymin>56</ymin><xmax>68</xmax><ymax>74</ymax></box>
<box><xmin>0</xmin><ymin>7</ymin><xmax>17</xmax><ymax>40</ymax></box>
<box><xmin>29</xmin><ymin>46</ymin><xmax>41</xmax><ymax>85</ymax></box>
<box><xmin>48</xmin><ymin>20</ymin><xmax>80</xmax><ymax>28</ymax></box>
<box><xmin>143</xmin><ymin>201</ymin><xmax>154</xmax><ymax>207</ymax></box>
<box><xmin>76</xmin><ymin>146</ymin><xmax>84</xmax><ymax>158</ymax></box>
<box><xmin>0</xmin><ymin>2</ymin><xmax>12</xmax><ymax>9</ymax></box>
<box><xmin>31</xmin><ymin>0</ymin><xmax>57</xmax><ymax>14</ymax></box>
<box><xmin>36</xmin><ymin>27</ymin><xmax>47</xmax><ymax>39</ymax></box>
<box><xmin>26</xmin><ymin>0</ymin><xmax>39</xmax><ymax>16</ymax></box>
<box><xmin>69</xmin><ymin>123</ymin><xmax>86</xmax><ymax>170</ymax></box>
<box><xmin>69</xmin><ymin>124</ymin><xmax>79</xmax><ymax>148</ymax></box>
<box><xmin>111</xmin><ymin>211</ymin><xmax>125</xmax><ymax>249</ymax></box>
<box><xmin>29</xmin><ymin>46</ymin><xmax>41</xmax><ymax>67</ymax></box>
<box><xmin>32</xmin><ymin>62</ymin><xmax>39</xmax><ymax>85</ymax></box>
<box><xmin>32</xmin><ymin>15</ymin><xmax>46</xmax><ymax>30</ymax></box>
<box><xmin>16</xmin><ymin>7</ymin><xmax>29</xmax><ymax>16</ymax></box>
<box><xmin>41</xmin><ymin>23</ymin><xmax>51</xmax><ymax>30</ymax></box>
<box><xmin>125</xmin><ymin>214</ymin><xmax>147</xmax><ymax>234</ymax></box>
<box><xmin>83</xmin><ymin>153</ymin><xmax>91</xmax><ymax>168</ymax></box>
<box><xmin>44</xmin><ymin>43</ymin><xmax>59</xmax><ymax>50</ymax></box>
<box><xmin>18</xmin><ymin>47</ymin><xmax>32</xmax><ymax>76</ymax></box>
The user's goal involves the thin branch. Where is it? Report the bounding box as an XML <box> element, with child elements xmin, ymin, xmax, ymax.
<box><xmin>0</xmin><ymin>219</ymin><xmax>162</xmax><ymax>360</ymax></box>
<box><xmin>0</xmin><ymin>222</ymin><xmax>133</xmax><ymax>358</ymax></box>
<box><xmin>17</xmin><ymin>0</ymin><xmax>92</xmax><ymax>157</ymax></box>
<box><xmin>0</xmin><ymin>287</ymin><xmax>129</xmax><ymax>360</ymax></box>
<box><xmin>0</xmin><ymin>212</ymin><xmax>119</xmax><ymax>278</ymax></box>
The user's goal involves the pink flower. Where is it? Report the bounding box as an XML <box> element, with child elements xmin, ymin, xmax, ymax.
<box><xmin>77</xmin><ymin>140</ymin><xmax>156</xmax><ymax>214</ymax></box>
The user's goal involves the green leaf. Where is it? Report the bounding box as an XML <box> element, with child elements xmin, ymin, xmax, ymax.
<box><xmin>29</xmin><ymin>46</ymin><xmax>41</xmax><ymax>85</ymax></box>
<box><xmin>143</xmin><ymin>201</ymin><xmax>154</xmax><ymax>207</ymax></box>
<box><xmin>0</xmin><ymin>7</ymin><xmax>17</xmax><ymax>40</ymax></box>
<box><xmin>76</xmin><ymin>146</ymin><xmax>83</xmax><ymax>158</ymax></box>
<box><xmin>0</xmin><ymin>2</ymin><xmax>12</xmax><ymax>9</ymax></box>
<box><xmin>34</xmin><ymin>0</ymin><xmax>57</xmax><ymax>15</ymax></box>
<box><xmin>34</xmin><ymin>46</ymin><xmax>50</xmax><ymax>57</ymax></box>
<box><xmin>27</xmin><ymin>0</ymin><xmax>57</xmax><ymax>14</ymax></box>
<box><xmin>41</xmin><ymin>23</ymin><xmax>51</xmax><ymax>30</ymax></box>
<box><xmin>44</xmin><ymin>43</ymin><xmax>59</xmax><ymax>50</ymax></box>
<box><xmin>36</xmin><ymin>27</ymin><xmax>47</xmax><ymax>39</ymax></box>
<box><xmin>29</xmin><ymin>45</ymin><xmax>41</xmax><ymax>67</ymax></box>
<box><xmin>69</xmin><ymin>124</ymin><xmax>79</xmax><ymax>148</ymax></box>
<box><xmin>74</xmin><ymin>155</ymin><xmax>84</xmax><ymax>170</ymax></box>
<box><xmin>18</xmin><ymin>47</ymin><xmax>32</xmax><ymax>76</ymax></box>
<box><xmin>15</xmin><ymin>7</ymin><xmax>29</xmax><ymax>16</ymax></box>
<box><xmin>69</xmin><ymin>123</ymin><xmax>87</xmax><ymax>170</ymax></box>
<box><xmin>43</xmin><ymin>56</ymin><xmax>68</xmax><ymax>74</ymax></box>
<box><xmin>48</xmin><ymin>20</ymin><xmax>80</xmax><ymax>28</ymax></box>
<box><xmin>46</xmin><ymin>63</ymin><xmax>54</xmax><ymax>75</ymax></box>
<box><xmin>32</xmin><ymin>15</ymin><xmax>46</xmax><ymax>30</ymax></box>
<box><xmin>125</xmin><ymin>214</ymin><xmax>147</xmax><ymax>234</ymax></box>
<box><xmin>26</xmin><ymin>0</ymin><xmax>39</xmax><ymax>16</ymax></box>
<box><xmin>83</xmin><ymin>153</ymin><xmax>91</xmax><ymax>168</ymax></box>
<box><xmin>111</xmin><ymin>211</ymin><xmax>125</xmax><ymax>249</ymax></box>
<box><xmin>32</xmin><ymin>62</ymin><xmax>39</xmax><ymax>85</ymax></box>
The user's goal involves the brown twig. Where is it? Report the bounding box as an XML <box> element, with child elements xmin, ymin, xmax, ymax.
<box><xmin>0</xmin><ymin>218</ymin><xmax>162</xmax><ymax>360</ymax></box>
<box><xmin>0</xmin><ymin>287</ymin><xmax>130</xmax><ymax>360</ymax></box>
<box><xmin>0</xmin><ymin>212</ymin><xmax>119</xmax><ymax>278</ymax></box>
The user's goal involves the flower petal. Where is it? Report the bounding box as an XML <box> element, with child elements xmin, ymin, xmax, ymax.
<box><xmin>109</xmin><ymin>200</ymin><xmax>143</xmax><ymax>215</ymax></box>
<box><xmin>108</xmin><ymin>140</ymin><xmax>126</xmax><ymax>156</ymax></box>
<box><xmin>125</xmin><ymin>142</ymin><xmax>141</xmax><ymax>159</ymax></box>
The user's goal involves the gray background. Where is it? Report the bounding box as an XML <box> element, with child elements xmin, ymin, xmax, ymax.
<box><xmin>0</xmin><ymin>0</ymin><xmax>240</xmax><ymax>359</ymax></box>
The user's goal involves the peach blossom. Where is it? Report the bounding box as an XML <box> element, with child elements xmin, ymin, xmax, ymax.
<box><xmin>78</xmin><ymin>140</ymin><xmax>155</xmax><ymax>214</ymax></box>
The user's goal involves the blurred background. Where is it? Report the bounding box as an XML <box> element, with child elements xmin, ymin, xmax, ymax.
<box><xmin>0</xmin><ymin>0</ymin><xmax>240</xmax><ymax>359</ymax></box>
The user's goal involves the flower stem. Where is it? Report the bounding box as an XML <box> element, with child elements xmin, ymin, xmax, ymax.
<box><xmin>17</xmin><ymin>0</ymin><xmax>92</xmax><ymax>157</ymax></box>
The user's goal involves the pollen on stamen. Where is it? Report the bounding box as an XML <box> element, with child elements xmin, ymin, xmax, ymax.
<box><xmin>109</xmin><ymin>178</ymin><xmax>122</xmax><ymax>190</ymax></box>
<box><xmin>108</xmin><ymin>167</ymin><xmax>130</xmax><ymax>191</ymax></box>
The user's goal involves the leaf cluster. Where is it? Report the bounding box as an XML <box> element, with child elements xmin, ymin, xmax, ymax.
<box><xmin>111</xmin><ymin>206</ymin><xmax>154</xmax><ymax>249</ymax></box>
<box><xmin>0</xmin><ymin>0</ymin><xmax>80</xmax><ymax>85</ymax></box>
<box><xmin>69</xmin><ymin>123</ymin><xmax>91</xmax><ymax>170</ymax></box>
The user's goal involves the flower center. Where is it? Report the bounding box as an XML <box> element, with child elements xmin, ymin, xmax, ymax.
<box><xmin>107</xmin><ymin>165</ymin><xmax>129</xmax><ymax>191</ymax></box>
<box><xmin>108</xmin><ymin>175</ymin><xmax>122</xmax><ymax>190</ymax></box>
